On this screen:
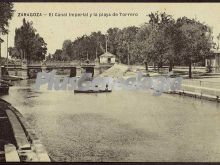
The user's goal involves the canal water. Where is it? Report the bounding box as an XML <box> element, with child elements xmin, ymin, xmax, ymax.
<box><xmin>1</xmin><ymin>79</ymin><xmax>220</xmax><ymax>162</ymax></box>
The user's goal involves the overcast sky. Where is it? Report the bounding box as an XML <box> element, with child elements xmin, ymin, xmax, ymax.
<box><xmin>1</xmin><ymin>2</ymin><xmax>220</xmax><ymax>58</ymax></box>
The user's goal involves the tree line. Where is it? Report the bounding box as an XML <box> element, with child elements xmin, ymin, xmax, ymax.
<box><xmin>47</xmin><ymin>12</ymin><xmax>215</xmax><ymax>78</ymax></box>
<box><xmin>8</xmin><ymin>11</ymin><xmax>218</xmax><ymax>78</ymax></box>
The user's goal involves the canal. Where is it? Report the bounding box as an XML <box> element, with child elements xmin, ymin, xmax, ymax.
<box><xmin>1</xmin><ymin>79</ymin><xmax>220</xmax><ymax>162</ymax></box>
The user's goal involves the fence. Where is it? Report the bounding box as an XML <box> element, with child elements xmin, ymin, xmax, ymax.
<box><xmin>181</xmin><ymin>79</ymin><xmax>220</xmax><ymax>98</ymax></box>
<box><xmin>182</xmin><ymin>79</ymin><xmax>220</xmax><ymax>89</ymax></box>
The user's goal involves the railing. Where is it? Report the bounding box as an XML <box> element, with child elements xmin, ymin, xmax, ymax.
<box><xmin>28</xmin><ymin>61</ymin><xmax>79</xmax><ymax>65</ymax></box>
<box><xmin>5</xmin><ymin>61</ymin><xmax>81</xmax><ymax>67</ymax></box>
<box><xmin>182</xmin><ymin>79</ymin><xmax>220</xmax><ymax>89</ymax></box>
<box><xmin>174</xmin><ymin>66</ymin><xmax>206</xmax><ymax>69</ymax></box>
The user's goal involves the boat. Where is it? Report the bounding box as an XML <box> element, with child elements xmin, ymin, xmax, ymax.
<box><xmin>75</xmin><ymin>78</ymin><xmax>112</xmax><ymax>93</ymax></box>
<box><xmin>74</xmin><ymin>89</ymin><xmax>112</xmax><ymax>93</ymax></box>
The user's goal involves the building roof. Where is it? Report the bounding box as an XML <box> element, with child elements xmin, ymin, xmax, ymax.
<box><xmin>100</xmin><ymin>52</ymin><xmax>116</xmax><ymax>58</ymax></box>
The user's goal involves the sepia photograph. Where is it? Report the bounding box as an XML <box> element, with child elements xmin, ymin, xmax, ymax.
<box><xmin>0</xmin><ymin>1</ymin><xmax>220</xmax><ymax>162</ymax></box>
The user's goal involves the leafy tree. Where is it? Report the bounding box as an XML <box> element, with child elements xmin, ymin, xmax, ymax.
<box><xmin>71</xmin><ymin>35</ymin><xmax>91</xmax><ymax>61</ymax></box>
<box><xmin>51</xmin><ymin>32</ymin><xmax>106</xmax><ymax>62</ymax></box>
<box><xmin>60</xmin><ymin>40</ymin><xmax>72</xmax><ymax>61</ymax></box>
<box><xmin>217</xmin><ymin>33</ymin><xmax>220</xmax><ymax>50</ymax></box>
<box><xmin>8</xmin><ymin>46</ymin><xmax>21</xmax><ymax>59</ymax></box>
<box><xmin>176</xmin><ymin>17</ymin><xmax>213</xmax><ymax>78</ymax></box>
<box><xmin>0</xmin><ymin>57</ymin><xmax>6</xmax><ymax>65</ymax></box>
<box><xmin>0</xmin><ymin>2</ymin><xmax>14</xmax><ymax>78</ymax></box>
<box><xmin>116</xmin><ymin>26</ymin><xmax>139</xmax><ymax>64</ymax></box>
<box><xmin>52</xmin><ymin>49</ymin><xmax>63</xmax><ymax>61</ymax></box>
<box><xmin>145</xmin><ymin>12</ymin><xmax>177</xmax><ymax>72</ymax></box>
<box><xmin>131</xmin><ymin>24</ymin><xmax>153</xmax><ymax>70</ymax></box>
<box><xmin>9</xmin><ymin>18</ymin><xmax>47</xmax><ymax>62</ymax></box>
<box><xmin>45</xmin><ymin>53</ymin><xmax>52</xmax><ymax>61</ymax></box>
<box><xmin>89</xmin><ymin>31</ymin><xmax>106</xmax><ymax>59</ymax></box>
<box><xmin>107</xmin><ymin>28</ymin><xmax>121</xmax><ymax>55</ymax></box>
<box><xmin>0</xmin><ymin>2</ymin><xmax>14</xmax><ymax>34</ymax></box>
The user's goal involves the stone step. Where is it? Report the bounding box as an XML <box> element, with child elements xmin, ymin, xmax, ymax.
<box><xmin>4</xmin><ymin>144</ymin><xmax>20</xmax><ymax>162</ymax></box>
<box><xmin>5</xmin><ymin>110</ymin><xmax>31</xmax><ymax>150</ymax></box>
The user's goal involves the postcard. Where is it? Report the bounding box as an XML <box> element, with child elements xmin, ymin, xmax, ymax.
<box><xmin>0</xmin><ymin>1</ymin><xmax>220</xmax><ymax>162</ymax></box>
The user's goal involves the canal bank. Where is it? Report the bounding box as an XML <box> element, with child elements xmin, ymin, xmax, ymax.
<box><xmin>178</xmin><ymin>78</ymin><xmax>220</xmax><ymax>102</ymax></box>
<box><xmin>124</xmin><ymin>65</ymin><xmax>220</xmax><ymax>103</ymax></box>
<box><xmin>0</xmin><ymin>98</ymin><xmax>50</xmax><ymax>162</ymax></box>
<box><xmin>102</xmin><ymin>64</ymin><xmax>220</xmax><ymax>102</ymax></box>
<box><xmin>170</xmin><ymin>87</ymin><xmax>220</xmax><ymax>102</ymax></box>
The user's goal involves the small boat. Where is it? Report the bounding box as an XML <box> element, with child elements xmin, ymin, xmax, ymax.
<box><xmin>74</xmin><ymin>89</ymin><xmax>112</xmax><ymax>93</ymax></box>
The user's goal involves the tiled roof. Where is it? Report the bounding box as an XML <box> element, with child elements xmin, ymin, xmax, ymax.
<box><xmin>100</xmin><ymin>52</ymin><xmax>116</xmax><ymax>58</ymax></box>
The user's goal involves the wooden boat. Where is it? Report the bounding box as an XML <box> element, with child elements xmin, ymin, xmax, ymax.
<box><xmin>74</xmin><ymin>89</ymin><xmax>112</xmax><ymax>93</ymax></box>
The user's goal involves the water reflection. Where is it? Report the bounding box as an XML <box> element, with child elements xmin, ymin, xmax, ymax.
<box><xmin>1</xmin><ymin>79</ymin><xmax>220</xmax><ymax>162</ymax></box>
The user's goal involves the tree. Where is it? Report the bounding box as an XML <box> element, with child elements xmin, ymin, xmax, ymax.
<box><xmin>52</xmin><ymin>49</ymin><xmax>63</xmax><ymax>61</ymax></box>
<box><xmin>176</xmin><ymin>17</ymin><xmax>213</xmax><ymax>78</ymax></box>
<box><xmin>146</xmin><ymin>12</ymin><xmax>177</xmax><ymax>72</ymax></box>
<box><xmin>107</xmin><ymin>28</ymin><xmax>121</xmax><ymax>55</ymax></box>
<box><xmin>90</xmin><ymin>31</ymin><xmax>106</xmax><ymax>59</ymax></box>
<box><xmin>0</xmin><ymin>2</ymin><xmax>14</xmax><ymax>34</ymax></box>
<box><xmin>116</xmin><ymin>26</ymin><xmax>139</xmax><ymax>64</ymax></box>
<box><xmin>131</xmin><ymin>24</ymin><xmax>153</xmax><ymax>70</ymax></box>
<box><xmin>217</xmin><ymin>33</ymin><xmax>220</xmax><ymax>50</ymax></box>
<box><xmin>0</xmin><ymin>2</ymin><xmax>14</xmax><ymax>79</ymax></box>
<box><xmin>9</xmin><ymin>18</ymin><xmax>47</xmax><ymax>62</ymax></box>
<box><xmin>51</xmin><ymin>31</ymin><xmax>106</xmax><ymax>62</ymax></box>
<box><xmin>61</xmin><ymin>40</ymin><xmax>72</xmax><ymax>61</ymax></box>
<box><xmin>45</xmin><ymin>53</ymin><xmax>52</xmax><ymax>61</ymax></box>
<box><xmin>8</xmin><ymin>46</ymin><xmax>21</xmax><ymax>59</ymax></box>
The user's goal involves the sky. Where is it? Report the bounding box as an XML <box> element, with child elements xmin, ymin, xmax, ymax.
<box><xmin>1</xmin><ymin>2</ymin><xmax>220</xmax><ymax>58</ymax></box>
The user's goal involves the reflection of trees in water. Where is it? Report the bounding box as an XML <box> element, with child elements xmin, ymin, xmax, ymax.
<box><xmin>16</xmin><ymin>86</ymin><xmax>39</xmax><ymax>107</ymax></box>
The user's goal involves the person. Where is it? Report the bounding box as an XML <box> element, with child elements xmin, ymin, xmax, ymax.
<box><xmin>105</xmin><ymin>84</ymin><xmax>108</xmax><ymax>90</ymax></box>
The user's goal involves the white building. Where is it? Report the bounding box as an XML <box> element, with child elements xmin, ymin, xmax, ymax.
<box><xmin>99</xmin><ymin>52</ymin><xmax>116</xmax><ymax>64</ymax></box>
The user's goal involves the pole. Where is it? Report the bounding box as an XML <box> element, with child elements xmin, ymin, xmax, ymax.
<box><xmin>217</xmin><ymin>34</ymin><xmax>220</xmax><ymax>50</ymax></box>
<box><xmin>0</xmin><ymin>34</ymin><xmax>2</xmax><ymax>80</ymax></box>
<box><xmin>6</xmin><ymin>33</ymin><xmax>8</xmax><ymax>71</ymax></box>
<box><xmin>0</xmin><ymin>41</ymin><xmax>1</xmax><ymax>80</ymax></box>
<box><xmin>127</xmin><ymin>43</ymin><xmax>130</xmax><ymax>66</ymax></box>
<box><xmin>105</xmin><ymin>35</ymin><xmax>108</xmax><ymax>53</ymax></box>
<box><xmin>0</xmin><ymin>29</ymin><xmax>1</xmax><ymax>80</ymax></box>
